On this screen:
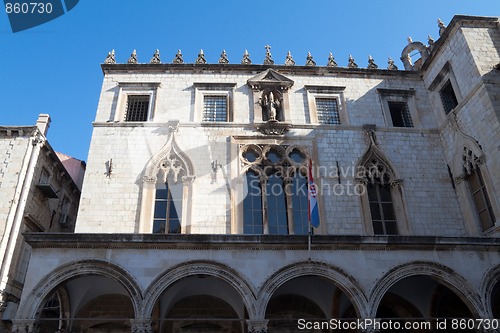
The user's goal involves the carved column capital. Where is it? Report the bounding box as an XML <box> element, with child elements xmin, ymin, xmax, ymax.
<box><xmin>142</xmin><ymin>176</ymin><xmax>156</xmax><ymax>185</ymax></box>
<box><xmin>354</xmin><ymin>177</ymin><xmax>368</xmax><ymax>185</ymax></box>
<box><xmin>130</xmin><ymin>319</ymin><xmax>152</xmax><ymax>333</ymax></box>
<box><xmin>247</xmin><ymin>319</ymin><xmax>268</xmax><ymax>333</ymax></box>
<box><xmin>181</xmin><ymin>175</ymin><xmax>196</xmax><ymax>185</ymax></box>
<box><xmin>389</xmin><ymin>178</ymin><xmax>404</xmax><ymax>188</ymax></box>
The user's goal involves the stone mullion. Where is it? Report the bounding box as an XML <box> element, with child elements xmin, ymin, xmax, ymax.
<box><xmin>260</xmin><ymin>176</ymin><xmax>269</xmax><ymax>234</ymax></box>
<box><xmin>284</xmin><ymin>176</ymin><xmax>294</xmax><ymax>235</ymax></box>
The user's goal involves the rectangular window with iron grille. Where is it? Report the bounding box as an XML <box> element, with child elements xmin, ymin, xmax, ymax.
<box><xmin>388</xmin><ymin>101</ymin><xmax>413</xmax><ymax>127</ymax></box>
<box><xmin>439</xmin><ymin>80</ymin><xmax>458</xmax><ymax>114</ymax></box>
<box><xmin>316</xmin><ymin>98</ymin><xmax>340</xmax><ymax>124</ymax></box>
<box><xmin>203</xmin><ymin>95</ymin><xmax>228</xmax><ymax>122</ymax></box>
<box><xmin>125</xmin><ymin>95</ymin><xmax>150</xmax><ymax>122</ymax></box>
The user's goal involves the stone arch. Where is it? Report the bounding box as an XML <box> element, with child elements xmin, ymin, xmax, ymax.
<box><xmin>142</xmin><ymin>260</ymin><xmax>257</xmax><ymax>319</ymax></box>
<box><xmin>356</xmin><ymin>132</ymin><xmax>400</xmax><ymax>184</ymax></box>
<box><xmin>355</xmin><ymin>128</ymin><xmax>410</xmax><ymax>234</ymax></box>
<box><xmin>480</xmin><ymin>265</ymin><xmax>500</xmax><ymax>318</ymax></box>
<box><xmin>400</xmin><ymin>41</ymin><xmax>429</xmax><ymax>71</ymax></box>
<box><xmin>368</xmin><ymin>261</ymin><xmax>484</xmax><ymax>318</ymax></box>
<box><xmin>256</xmin><ymin>261</ymin><xmax>368</xmax><ymax>319</ymax></box>
<box><xmin>448</xmin><ymin>115</ymin><xmax>485</xmax><ymax>178</ymax></box>
<box><xmin>143</xmin><ymin>129</ymin><xmax>195</xmax><ymax>184</ymax></box>
<box><xmin>16</xmin><ymin>259</ymin><xmax>143</xmax><ymax>320</ymax></box>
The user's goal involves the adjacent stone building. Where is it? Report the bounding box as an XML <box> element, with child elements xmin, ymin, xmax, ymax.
<box><xmin>0</xmin><ymin>115</ymin><xmax>83</xmax><ymax>332</ymax></box>
<box><xmin>10</xmin><ymin>15</ymin><xmax>500</xmax><ymax>333</ymax></box>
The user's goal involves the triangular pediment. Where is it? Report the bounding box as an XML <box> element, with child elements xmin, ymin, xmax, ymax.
<box><xmin>247</xmin><ymin>69</ymin><xmax>294</xmax><ymax>90</ymax></box>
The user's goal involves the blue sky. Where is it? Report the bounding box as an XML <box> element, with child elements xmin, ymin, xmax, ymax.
<box><xmin>1</xmin><ymin>0</ymin><xmax>499</xmax><ymax>161</ymax></box>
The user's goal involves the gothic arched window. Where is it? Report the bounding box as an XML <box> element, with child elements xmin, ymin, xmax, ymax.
<box><xmin>356</xmin><ymin>138</ymin><xmax>410</xmax><ymax>236</ymax></box>
<box><xmin>240</xmin><ymin>144</ymin><xmax>309</xmax><ymax>235</ymax></box>
<box><xmin>462</xmin><ymin>147</ymin><xmax>496</xmax><ymax>231</ymax></box>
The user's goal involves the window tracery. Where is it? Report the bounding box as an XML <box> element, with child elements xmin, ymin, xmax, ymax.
<box><xmin>240</xmin><ymin>144</ymin><xmax>309</xmax><ymax>235</ymax></box>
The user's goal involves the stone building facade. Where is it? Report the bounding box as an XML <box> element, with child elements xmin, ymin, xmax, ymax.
<box><xmin>0</xmin><ymin>115</ymin><xmax>83</xmax><ymax>332</ymax></box>
<box><xmin>10</xmin><ymin>15</ymin><xmax>500</xmax><ymax>333</ymax></box>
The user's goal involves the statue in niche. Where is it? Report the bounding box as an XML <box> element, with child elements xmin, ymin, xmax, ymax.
<box><xmin>261</xmin><ymin>90</ymin><xmax>284</xmax><ymax>122</ymax></box>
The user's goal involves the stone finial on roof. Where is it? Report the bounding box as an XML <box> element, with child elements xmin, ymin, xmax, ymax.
<box><xmin>428</xmin><ymin>35</ymin><xmax>435</xmax><ymax>51</ymax></box>
<box><xmin>195</xmin><ymin>49</ymin><xmax>207</xmax><ymax>64</ymax></box>
<box><xmin>284</xmin><ymin>51</ymin><xmax>295</xmax><ymax>66</ymax></box>
<box><xmin>173</xmin><ymin>49</ymin><xmax>184</xmax><ymax>64</ymax></box>
<box><xmin>348</xmin><ymin>55</ymin><xmax>358</xmax><ymax>68</ymax></box>
<box><xmin>327</xmin><ymin>52</ymin><xmax>338</xmax><ymax>67</ymax></box>
<box><xmin>104</xmin><ymin>49</ymin><xmax>116</xmax><ymax>64</ymax></box>
<box><xmin>387</xmin><ymin>57</ymin><xmax>398</xmax><ymax>70</ymax></box>
<box><xmin>428</xmin><ymin>35</ymin><xmax>435</xmax><ymax>46</ymax></box>
<box><xmin>407</xmin><ymin>36</ymin><xmax>413</xmax><ymax>44</ymax></box>
<box><xmin>241</xmin><ymin>50</ymin><xmax>252</xmax><ymax>65</ymax></box>
<box><xmin>367</xmin><ymin>55</ymin><xmax>378</xmax><ymax>69</ymax></box>
<box><xmin>150</xmin><ymin>49</ymin><xmax>161</xmax><ymax>64</ymax></box>
<box><xmin>263</xmin><ymin>45</ymin><xmax>274</xmax><ymax>65</ymax></box>
<box><xmin>305</xmin><ymin>52</ymin><xmax>316</xmax><ymax>66</ymax></box>
<box><xmin>218</xmin><ymin>50</ymin><xmax>229</xmax><ymax>64</ymax></box>
<box><xmin>438</xmin><ymin>18</ymin><xmax>447</xmax><ymax>36</ymax></box>
<box><xmin>128</xmin><ymin>50</ymin><xmax>138</xmax><ymax>64</ymax></box>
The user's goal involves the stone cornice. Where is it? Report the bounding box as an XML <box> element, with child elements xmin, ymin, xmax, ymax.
<box><xmin>23</xmin><ymin>233</ymin><xmax>500</xmax><ymax>251</ymax></box>
<box><xmin>101</xmin><ymin>63</ymin><xmax>420</xmax><ymax>79</ymax></box>
<box><xmin>92</xmin><ymin>121</ymin><xmax>441</xmax><ymax>135</ymax></box>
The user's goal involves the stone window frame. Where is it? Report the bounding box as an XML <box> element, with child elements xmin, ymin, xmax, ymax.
<box><xmin>230</xmin><ymin>136</ymin><xmax>324</xmax><ymax>235</ymax></box>
<box><xmin>239</xmin><ymin>143</ymin><xmax>309</xmax><ymax>235</ymax></box>
<box><xmin>305</xmin><ymin>85</ymin><xmax>348</xmax><ymax>125</ymax></box>
<box><xmin>377</xmin><ymin>88</ymin><xmax>420</xmax><ymax>128</ymax></box>
<box><xmin>114</xmin><ymin>82</ymin><xmax>160</xmax><ymax>122</ymax></box>
<box><xmin>139</xmin><ymin>126</ymin><xmax>195</xmax><ymax>234</ymax></box>
<box><xmin>355</xmin><ymin>129</ymin><xmax>411</xmax><ymax>235</ymax></box>
<box><xmin>193</xmin><ymin>83</ymin><xmax>236</xmax><ymax>123</ymax></box>
<box><xmin>428</xmin><ymin>61</ymin><xmax>462</xmax><ymax>122</ymax></box>
<box><xmin>452</xmin><ymin>147</ymin><xmax>500</xmax><ymax>235</ymax></box>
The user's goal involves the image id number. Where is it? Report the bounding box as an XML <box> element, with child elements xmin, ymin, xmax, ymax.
<box><xmin>5</xmin><ymin>2</ymin><xmax>53</xmax><ymax>14</ymax></box>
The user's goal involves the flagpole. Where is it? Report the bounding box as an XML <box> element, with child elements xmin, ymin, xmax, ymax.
<box><xmin>307</xmin><ymin>219</ymin><xmax>311</xmax><ymax>261</ymax></box>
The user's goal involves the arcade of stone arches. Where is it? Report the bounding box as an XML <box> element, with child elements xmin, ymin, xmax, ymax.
<box><xmin>14</xmin><ymin>260</ymin><xmax>500</xmax><ymax>333</ymax></box>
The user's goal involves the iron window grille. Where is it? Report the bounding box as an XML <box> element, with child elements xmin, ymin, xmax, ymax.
<box><xmin>316</xmin><ymin>98</ymin><xmax>340</xmax><ymax>124</ymax></box>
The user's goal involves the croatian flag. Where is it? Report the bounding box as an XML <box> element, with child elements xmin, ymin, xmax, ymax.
<box><xmin>308</xmin><ymin>159</ymin><xmax>320</xmax><ymax>228</ymax></box>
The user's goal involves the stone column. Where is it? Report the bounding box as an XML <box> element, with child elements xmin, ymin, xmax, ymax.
<box><xmin>130</xmin><ymin>319</ymin><xmax>152</xmax><ymax>333</ymax></box>
<box><xmin>246</xmin><ymin>319</ymin><xmax>268</xmax><ymax>333</ymax></box>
